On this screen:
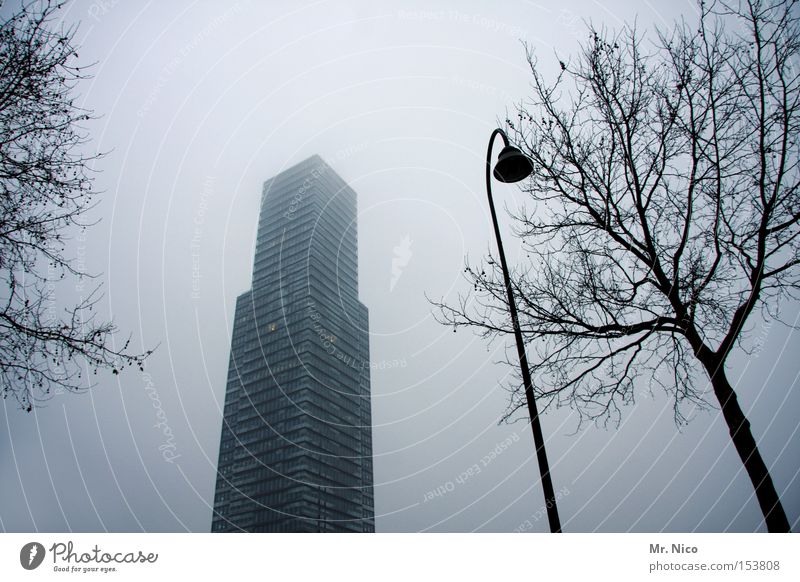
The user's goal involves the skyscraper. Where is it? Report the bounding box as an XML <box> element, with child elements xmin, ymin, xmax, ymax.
<box><xmin>212</xmin><ymin>155</ymin><xmax>374</xmax><ymax>532</ymax></box>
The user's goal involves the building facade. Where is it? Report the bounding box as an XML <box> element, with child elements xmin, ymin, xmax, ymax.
<box><xmin>212</xmin><ymin>155</ymin><xmax>374</xmax><ymax>532</ymax></box>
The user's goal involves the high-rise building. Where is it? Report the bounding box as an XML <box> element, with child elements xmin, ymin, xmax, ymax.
<box><xmin>212</xmin><ymin>155</ymin><xmax>374</xmax><ymax>532</ymax></box>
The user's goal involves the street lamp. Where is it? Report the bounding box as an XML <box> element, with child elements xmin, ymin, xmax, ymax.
<box><xmin>484</xmin><ymin>128</ymin><xmax>562</xmax><ymax>533</ymax></box>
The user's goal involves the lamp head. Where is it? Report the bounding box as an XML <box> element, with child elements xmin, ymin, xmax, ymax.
<box><xmin>493</xmin><ymin>145</ymin><xmax>533</xmax><ymax>183</ymax></box>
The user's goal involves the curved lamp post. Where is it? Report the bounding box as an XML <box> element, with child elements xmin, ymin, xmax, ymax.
<box><xmin>485</xmin><ymin>128</ymin><xmax>562</xmax><ymax>533</ymax></box>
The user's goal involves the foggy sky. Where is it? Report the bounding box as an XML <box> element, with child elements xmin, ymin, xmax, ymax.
<box><xmin>0</xmin><ymin>0</ymin><xmax>797</xmax><ymax>533</ymax></box>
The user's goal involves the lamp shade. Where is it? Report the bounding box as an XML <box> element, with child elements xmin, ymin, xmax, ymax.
<box><xmin>493</xmin><ymin>145</ymin><xmax>533</xmax><ymax>183</ymax></box>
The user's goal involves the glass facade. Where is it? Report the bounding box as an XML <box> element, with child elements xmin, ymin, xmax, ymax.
<box><xmin>212</xmin><ymin>155</ymin><xmax>374</xmax><ymax>532</ymax></box>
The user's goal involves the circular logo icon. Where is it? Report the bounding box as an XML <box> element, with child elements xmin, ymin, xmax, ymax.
<box><xmin>20</xmin><ymin>542</ymin><xmax>46</xmax><ymax>570</ymax></box>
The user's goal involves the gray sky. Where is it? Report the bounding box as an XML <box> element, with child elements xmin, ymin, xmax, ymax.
<box><xmin>0</xmin><ymin>0</ymin><xmax>797</xmax><ymax>533</ymax></box>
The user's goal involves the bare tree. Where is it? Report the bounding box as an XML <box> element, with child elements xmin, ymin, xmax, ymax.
<box><xmin>0</xmin><ymin>1</ymin><xmax>151</xmax><ymax>412</ymax></box>
<box><xmin>435</xmin><ymin>0</ymin><xmax>798</xmax><ymax>532</ymax></box>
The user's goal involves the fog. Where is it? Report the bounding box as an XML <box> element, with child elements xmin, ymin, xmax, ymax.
<box><xmin>0</xmin><ymin>0</ymin><xmax>797</xmax><ymax>533</ymax></box>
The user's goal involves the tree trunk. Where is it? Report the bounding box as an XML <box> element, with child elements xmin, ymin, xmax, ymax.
<box><xmin>706</xmin><ymin>366</ymin><xmax>790</xmax><ymax>532</ymax></box>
